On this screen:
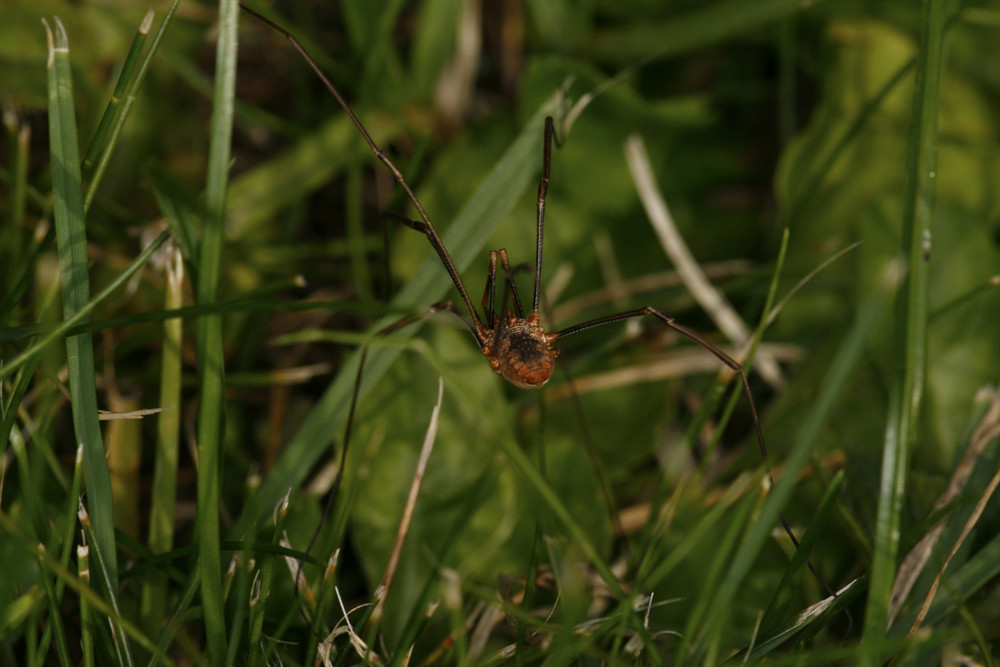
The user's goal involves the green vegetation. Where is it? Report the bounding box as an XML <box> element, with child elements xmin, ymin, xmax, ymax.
<box><xmin>2</xmin><ymin>0</ymin><xmax>999</xmax><ymax>664</ymax></box>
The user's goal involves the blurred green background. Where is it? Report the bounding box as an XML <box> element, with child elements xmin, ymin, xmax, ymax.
<box><xmin>3</xmin><ymin>0</ymin><xmax>1000</xmax><ymax>663</ymax></box>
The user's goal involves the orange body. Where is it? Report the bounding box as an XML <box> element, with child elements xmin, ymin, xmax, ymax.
<box><xmin>480</xmin><ymin>313</ymin><xmax>559</xmax><ymax>389</ymax></box>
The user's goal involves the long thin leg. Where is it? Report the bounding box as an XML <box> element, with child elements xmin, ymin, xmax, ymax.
<box><xmin>380</xmin><ymin>300</ymin><xmax>480</xmax><ymax>341</ymax></box>
<box><xmin>532</xmin><ymin>117</ymin><xmax>554</xmax><ymax>316</ymax></box>
<box><xmin>498</xmin><ymin>249</ymin><xmax>526</xmax><ymax>319</ymax></box>
<box><xmin>240</xmin><ymin>4</ymin><xmax>484</xmax><ymax>335</ymax></box>
<box><xmin>552</xmin><ymin>306</ymin><xmax>839</xmax><ymax>599</ymax></box>
<box><xmin>482</xmin><ymin>249</ymin><xmax>527</xmax><ymax>331</ymax></box>
<box><xmin>296</xmin><ymin>341</ymin><xmax>366</xmax><ymax>580</ymax></box>
<box><xmin>482</xmin><ymin>251</ymin><xmax>499</xmax><ymax>330</ymax></box>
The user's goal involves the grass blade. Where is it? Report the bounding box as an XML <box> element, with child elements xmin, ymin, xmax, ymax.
<box><xmin>589</xmin><ymin>0</ymin><xmax>816</xmax><ymax>62</ymax></box>
<box><xmin>195</xmin><ymin>0</ymin><xmax>240</xmax><ymax>662</ymax></box>
<box><xmin>141</xmin><ymin>246</ymin><xmax>184</xmax><ymax>637</ymax></box>
<box><xmin>81</xmin><ymin>8</ymin><xmax>154</xmax><ymax>183</ymax></box>
<box><xmin>369</xmin><ymin>377</ymin><xmax>445</xmax><ymax>628</ymax></box>
<box><xmin>81</xmin><ymin>0</ymin><xmax>182</xmax><ymax>213</ymax></box>
<box><xmin>43</xmin><ymin>13</ymin><xmax>119</xmax><ymax>597</ymax></box>
<box><xmin>859</xmin><ymin>0</ymin><xmax>947</xmax><ymax>662</ymax></box>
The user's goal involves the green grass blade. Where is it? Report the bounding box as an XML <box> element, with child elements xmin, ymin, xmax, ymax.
<box><xmin>43</xmin><ymin>13</ymin><xmax>120</xmax><ymax>597</ymax></box>
<box><xmin>195</xmin><ymin>0</ymin><xmax>240</xmax><ymax>661</ymax></box>
<box><xmin>589</xmin><ymin>0</ymin><xmax>817</xmax><ymax>62</ymax></box>
<box><xmin>860</xmin><ymin>0</ymin><xmax>947</xmax><ymax>663</ymax></box>
<box><xmin>81</xmin><ymin>0</ymin><xmax>182</xmax><ymax>214</ymax></box>
<box><xmin>141</xmin><ymin>246</ymin><xmax>184</xmax><ymax>637</ymax></box>
<box><xmin>80</xmin><ymin>8</ymin><xmax>153</xmax><ymax>180</ymax></box>
<box><xmin>0</xmin><ymin>288</ymin><xmax>359</xmax><ymax>347</ymax></box>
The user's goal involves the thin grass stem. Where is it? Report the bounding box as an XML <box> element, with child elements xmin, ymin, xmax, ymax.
<box><xmin>194</xmin><ymin>0</ymin><xmax>241</xmax><ymax>662</ymax></box>
<box><xmin>860</xmin><ymin>0</ymin><xmax>947</xmax><ymax>661</ymax></box>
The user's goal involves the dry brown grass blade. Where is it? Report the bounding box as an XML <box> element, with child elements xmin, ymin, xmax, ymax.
<box><xmin>889</xmin><ymin>386</ymin><xmax>1000</xmax><ymax>626</ymax></box>
<box><xmin>545</xmin><ymin>343</ymin><xmax>801</xmax><ymax>401</ymax></box>
<box><xmin>624</xmin><ymin>134</ymin><xmax>785</xmax><ymax>390</ymax></box>
<box><xmin>370</xmin><ymin>377</ymin><xmax>445</xmax><ymax>625</ymax></box>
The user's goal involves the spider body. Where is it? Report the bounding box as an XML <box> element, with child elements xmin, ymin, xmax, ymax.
<box><xmin>483</xmin><ymin>312</ymin><xmax>559</xmax><ymax>389</ymax></box>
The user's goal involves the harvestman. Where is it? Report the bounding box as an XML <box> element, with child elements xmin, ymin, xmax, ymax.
<box><xmin>240</xmin><ymin>5</ymin><xmax>837</xmax><ymax>599</ymax></box>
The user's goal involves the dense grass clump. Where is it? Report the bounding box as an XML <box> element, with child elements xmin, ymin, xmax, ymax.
<box><xmin>2</xmin><ymin>0</ymin><xmax>999</xmax><ymax>664</ymax></box>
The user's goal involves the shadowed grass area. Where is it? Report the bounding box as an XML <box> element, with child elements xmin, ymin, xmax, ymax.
<box><xmin>2</xmin><ymin>0</ymin><xmax>1000</xmax><ymax>664</ymax></box>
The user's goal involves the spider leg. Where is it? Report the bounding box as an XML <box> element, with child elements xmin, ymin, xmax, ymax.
<box><xmin>239</xmin><ymin>3</ymin><xmax>483</xmax><ymax>333</ymax></box>
<box><xmin>552</xmin><ymin>306</ymin><xmax>840</xmax><ymax>600</ymax></box>
<box><xmin>482</xmin><ymin>251</ymin><xmax>499</xmax><ymax>330</ymax></box>
<box><xmin>295</xmin><ymin>342</ymin><xmax>368</xmax><ymax>593</ymax></box>
<box><xmin>498</xmin><ymin>249</ymin><xmax>527</xmax><ymax>319</ymax></box>
<box><xmin>532</xmin><ymin>117</ymin><xmax>554</xmax><ymax>315</ymax></box>
<box><xmin>380</xmin><ymin>300</ymin><xmax>484</xmax><ymax>348</ymax></box>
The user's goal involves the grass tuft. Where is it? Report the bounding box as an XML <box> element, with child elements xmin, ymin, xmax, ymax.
<box><xmin>2</xmin><ymin>0</ymin><xmax>998</xmax><ymax>664</ymax></box>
